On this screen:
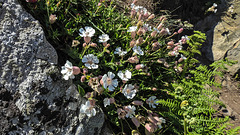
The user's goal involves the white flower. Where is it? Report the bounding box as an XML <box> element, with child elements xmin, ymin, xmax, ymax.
<box><xmin>127</xmin><ymin>26</ymin><xmax>137</xmax><ymax>32</ymax></box>
<box><xmin>153</xmin><ymin>27</ymin><xmax>160</xmax><ymax>33</ymax></box>
<box><xmin>165</xmin><ymin>28</ymin><xmax>171</xmax><ymax>35</ymax></box>
<box><xmin>114</xmin><ymin>47</ymin><xmax>127</xmax><ymax>56</ymax></box>
<box><xmin>61</xmin><ymin>60</ymin><xmax>75</xmax><ymax>80</ymax></box>
<box><xmin>99</xmin><ymin>34</ymin><xmax>110</xmax><ymax>43</ymax></box>
<box><xmin>213</xmin><ymin>3</ymin><xmax>217</xmax><ymax>8</ymax></box>
<box><xmin>146</xmin><ymin>96</ymin><xmax>159</xmax><ymax>108</ymax></box>
<box><xmin>103</xmin><ymin>98</ymin><xmax>110</xmax><ymax>107</ymax></box>
<box><xmin>143</xmin><ymin>23</ymin><xmax>152</xmax><ymax>31</ymax></box>
<box><xmin>125</xmin><ymin>105</ymin><xmax>136</xmax><ymax>118</ymax></box>
<box><xmin>181</xmin><ymin>35</ymin><xmax>190</xmax><ymax>41</ymax></box>
<box><xmin>134</xmin><ymin>6</ymin><xmax>147</xmax><ymax>14</ymax></box>
<box><xmin>117</xmin><ymin>70</ymin><xmax>132</xmax><ymax>81</ymax></box>
<box><xmin>82</xmin><ymin>54</ymin><xmax>99</xmax><ymax>69</ymax></box>
<box><xmin>80</xmin><ymin>101</ymin><xmax>96</xmax><ymax>117</ymax></box>
<box><xmin>122</xmin><ymin>84</ymin><xmax>137</xmax><ymax>99</ymax></box>
<box><xmin>133</xmin><ymin>46</ymin><xmax>144</xmax><ymax>55</ymax></box>
<box><xmin>102</xmin><ymin>72</ymin><xmax>118</xmax><ymax>91</ymax></box>
<box><xmin>79</xmin><ymin>26</ymin><xmax>95</xmax><ymax>37</ymax></box>
<box><xmin>180</xmin><ymin>54</ymin><xmax>187</xmax><ymax>60</ymax></box>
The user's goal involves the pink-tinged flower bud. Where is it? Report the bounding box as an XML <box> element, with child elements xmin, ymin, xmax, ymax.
<box><xmin>173</xmin><ymin>46</ymin><xmax>179</xmax><ymax>51</ymax></box>
<box><xmin>72</xmin><ymin>40</ymin><xmax>80</xmax><ymax>47</ymax></box>
<box><xmin>147</xmin><ymin>14</ymin><xmax>155</xmax><ymax>20</ymax></box>
<box><xmin>131</xmin><ymin>31</ymin><xmax>136</xmax><ymax>39</ymax></box>
<box><xmin>138</xmin><ymin>13</ymin><xmax>142</xmax><ymax>21</ymax></box>
<box><xmin>152</xmin><ymin>42</ymin><xmax>161</xmax><ymax>51</ymax></box>
<box><xmin>159</xmin><ymin>28</ymin><xmax>167</xmax><ymax>35</ymax></box>
<box><xmin>167</xmin><ymin>41</ymin><xmax>174</xmax><ymax>46</ymax></box>
<box><xmin>132</xmin><ymin>101</ymin><xmax>143</xmax><ymax>106</ymax></box>
<box><xmin>128</xmin><ymin>56</ymin><xmax>139</xmax><ymax>64</ymax></box>
<box><xmin>131</xmin><ymin>117</ymin><xmax>140</xmax><ymax>127</ymax></box>
<box><xmin>151</xmin><ymin>30</ymin><xmax>157</xmax><ymax>37</ymax></box>
<box><xmin>83</xmin><ymin>43</ymin><xmax>87</xmax><ymax>47</ymax></box>
<box><xmin>157</xmin><ymin>23</ymin><xmax>163</xmax><ymax>30</ymax></box>
<box><xmin>178</xmin><ymin>66</ymin><xmax>183</xmax><ymax>72</ymax></box>
<box><xmin>72</xmin><ymin>66</ymin><xmax>81</xmax><ymax>75</ymax></box>
<box><xmin>178</xmin><ymin>28</ymin><xmax>184</xmax><ymax>34</ymax></box>
<box><xmin>105</xmin><ymin>49</ymin><xmax>110</xmax><ymax>54</ymax></box>
<box><xmin>90</xmin><ymin>43</ymin><xmax>97</xmax><ymax>47</ymax></box>
<box><xmin>135</xmin><ymin>64</ymin><xmax>145</xmax><ymax>70</ymax></box>
<box><xmin>80</xmin><ymin>76</ymin><xmax>86</xmax><ymax>82</ymax></box>
<box><xmin>152</xmin><ymin>87</ymin><xmax>157</xmax><ymax>91</ymax></box>
<box><xmin>147</xmin><ymin>73</ymin><xmax>151</xmax><ymax>76</ymax></box>
<box><xmin>178</xmin><ymin>58</ymin><xmax>183</xmax><ymax>63</ymax></box>
<box><xmin>148</xmin><ymin>114</ymin><xmax>158</xmax><ymax>125</ymax></box>
<box><xmin>117</xmin><ymin>108</ymin><xmax>126</xmax><ymax>119</ymax></box>
<box><xmin>159</xmin><ymin>16</ymin><xmax>165</xmax><ymax>22</ymax></box>
<box><xmin>105</xmin><ymin>44</ymin><xmax>110</xmax><ymax>48</ymax></box>
<box><xmin>49</xmin><ymin>14</ymin><xmax>57</xmax><ymax>24</ymax></box>
<box><xmin>84</xmin><ymin>36</ymin><xmax>91</xmax><ymax>43</ymax></box>
<box><xmin>136</xmin><ymin>37</ymin><xmax>144</xmax><ymax>45</ymax></box>
<box><xmin>84</xmin><ymin>92</ymin><xmax>91</xmax><ymax>98</ymax></box>
<box><xmin>137</xmin><ymin>27</ymin><xmax>144</xmax><ymax>36</ymax></box>
<box><xmin>145</xmin><ymin>123</ymin><xmax>158</xmax><ymax>133</ymax></box>
<box><xmin>109</xmin><ymin>98</ymin><xmax>115</xmax><ymax>104</ymax></box>
<box><xmin>167</xmin><ymin>45</ymin><xmax>173</xmax><ymax>49</ymax></box>
<box><xmin>98</xmin><ymin>2</ymin><xmax>101</xmax><ymax>6</ymax></box>
<box><xmin>100</xmin><ymin>78</ymin><xmax>104</xmax><ymax>86</ymax></box>
<box><xmin>83</xmin><ymin>68</ymin><xmax>88</xmax><ymax>74</ymax></box>
<box><xmin>164</xmin><ymin>62</ymin><xmax>169</xmax><ymax>68</ymax></box>
<box><xmin>143</xmin><ymin>12</ymin><xmax>149</xmax><ymax>18</ymax></box>
<box><xmin>157</xmin><ymin>58</ymin><xmax>165</xmax><ymax>64</ymax></box>
<box><xmin>89</xmin><ymin>99</ymin><xmax>96</xmax><ymax>106</ymax></box>
<box><xmin>130</xmin><ymin>40</ymin><xmax>136</xmax><ymax>47</ymax></box>
<box><xmin>131</xmin><ymin>9</ymin><xmax>136</xmax><ymax>18</ymax></box>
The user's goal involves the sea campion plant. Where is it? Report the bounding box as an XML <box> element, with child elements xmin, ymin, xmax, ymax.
<box><xmin>24</xmin><ymin>0</ymin><xmax>240</xmax><ymax>134</ymax></box>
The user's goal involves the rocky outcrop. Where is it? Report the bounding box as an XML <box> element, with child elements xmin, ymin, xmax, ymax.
<box><xmin>0</xmin><ymin>0</ymin><xmax>104</xmax><ymax>134</ymax></box>
<box><xmin>195</xmin><ymin>0</ymin><xmax>240</xmax><ymax>75</ymax></box>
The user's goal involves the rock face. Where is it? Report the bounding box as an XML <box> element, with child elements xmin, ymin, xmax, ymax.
<box><xmin>0</xmin><ymin>0</ymin><xmax>104</xmax><ymax>134</ymax></box>
<box><xmin>195</xmin><ymin>0</ymin><xmax>240</xmax><ymax>75</ymax></box>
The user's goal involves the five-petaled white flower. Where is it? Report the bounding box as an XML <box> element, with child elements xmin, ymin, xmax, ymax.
<box><xmin>117</xmin><ymin>70</ymin><xmax>132</xmax><ymax>81</ymax></box>
<box><xmin>79</xmin><ymin>26</ymin><xmax>95</xmax><ymax>37</ymax></box>
<box><xmin>114</xmin><ymin>47</ymin><xmax>127</xmax><ymax>56</ymax></box>
<box><xmin>61</xmin><ymin>60</ymin><xmax>75</xmax><ymax>80</ymax></box>
<box><xmin>125</xmin><ymin>105</ymin><xmax>136</xmax><ymax>118</ymax></box>
<box><xmin>82</xmin><ymin>54</ymin><xmax>99</xmax><ymax>69</ymax></box>
<box><xmin>127</xmin><ymin>26</ymin><xmax>138</xmax><ymax>32</ymax></box>
<box><xmin>122</xmin><ymin>84</ymin><xmax>137</xmax><ymax>99</ymax></box>
<box><xmin>80</xmin><ymin>101</ymin><xmax>96</xmax><ymax>117</ymax></box>
<box><xmin>133</xmin><ymin>46</ymin><xmax>144</xmax><ymax>55</ymax></box>
<box><xmin>99</xmin><ymin>34</ymin><xmax>110</xmax><ymax>43</ymax></box>
<box><xmin>102</xmin><ymin>72</ymin><xmax>118</xmax><ymax>91</ymax></box>
<box><xmin>146</xmin><ymin>96</ymin><xmax>159</xmax><ymax>108</ymax></box>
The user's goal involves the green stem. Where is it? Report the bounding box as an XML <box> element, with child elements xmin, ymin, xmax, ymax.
<box><xmin>184</xmin><ymin>117</ymin><xmax>187</xmax><ymax>135</ymax></box>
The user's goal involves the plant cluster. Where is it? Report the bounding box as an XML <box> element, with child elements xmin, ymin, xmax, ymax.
<box><xmin>24</xmin><ymin>0</ymin><xmax>240</xmax><ymax>134</ymax></box>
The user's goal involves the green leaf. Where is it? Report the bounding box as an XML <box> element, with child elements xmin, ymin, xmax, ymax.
<box><xmin>78</xmin><ymin>85</ymin><xmax>85</xmax><ymax>97</ymax></box>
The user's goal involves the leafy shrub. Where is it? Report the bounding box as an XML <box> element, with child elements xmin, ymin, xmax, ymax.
<box><xmin>23</xmin><ymin>0</ymin><xmax>240</xmax><ymax>134</ymax></box>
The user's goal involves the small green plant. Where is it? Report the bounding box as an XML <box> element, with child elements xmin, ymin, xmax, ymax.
<box><xmin>24</xmin><ymin>0</ymin><xmax>240</xmax><ymax>134</ymax></box>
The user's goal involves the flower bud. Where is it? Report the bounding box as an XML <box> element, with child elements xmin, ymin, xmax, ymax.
<box><xmin>84</xmin><ymin>92</ymin><xmax>91</xmax><ymax>98</ymax></box>
<box><xmin>151</xmin><ymin>30</ymin><xmax>157</xmax><ymax>37</ymax></box>
<box><xmin>130</xmin><ymin>40</ymin><xmax>136</xmax><ymax>47</ymax></box>
<box><xmin>135</xmin><ymin>64</ymin><xmax>145</xmax><ymax>70</ymax></box>
<box><xmin>72</xmin><ymin>40</ymin><xmax>80</xmax><ymax>47</ymax></box>
<box><xmin>84</xmin><ymin>36</ymin><xmax>91</xmax><ymax>43</ymax></box>
<box><xmin>178</xmin><ymin>28</ymin><xmax>184</xmax><ymax>34</ymax></box>
<box><xmin>131</xmin><ymin>31</ymin><xmax>136</xmax><ymax>39</ymax></box>
<box><xmin>138</xmin><ymin>13</ymin><xmax>142</xmax><ymax>21</ymax></box>
<box><xmin>157</xmin><ymin>23</ymin><xmax>163</xmax><ymax>30</ymax></box>
<box><xmin>128</xmin><ymin>56</ymin><xmax>139</xmax><ymax>64</ymax></box>
<box><xmin>157</xmin><ymin>58</ymin><xmax>165</xmax><ymax>64</ymax></box>
<box><xmin>83</xmin><ymin>68</ymin><xmax>88</xmax><ymax>74</ymax></box>
<box><xmin>152</xmin><ymin>87</ymin><xmax>157</xmax><ymax>91</ymax></box>
<box><xmin>90</xmin><ymin>43</ymin><xmax>97</xmax><ymax>47</ymax></box>
<box><xmin>83</xmin><ymin>43</ymin><xmax>87</xmax><ymax>47</ymax></box>
<box><xmin>136</xmin><ymin>37</ymin><xmax>144</xmax><ymax>45</ymax></box>
<box><xmin>109</xmin><ymin>98</ymin><xmax>115</xmax><ymax>104</ymax></box>
<box><xmin>137</xmin><ymin>27</ymin><xmax>144</xmax><ymax>36</ymax></box>
<box><xmin>49</xmin><ymin>14</ymin><xmax>57</xmax><ymax>24</ymax></box>
<box><xmin>105</xmin><ymin>49</ymin><xmax>110</xmax><ymax>54</ymax></box>
<box><xmin>131</xmin><ymin>9</ymin><xmax>136</xmax><ymax>18</ymax></box>
<box><xmin>147</xmin><ymin>14</ymin><xmax>155</xmax><ymax>20</ymax></box>
<box><xmin>131</xmin><ymin>117</ymin><xmax>140</xmax><ymax>128</ymax></box>
<box><xmin>132</xmin><ymin>101</ymin><xmax>143</xmax><ymax>106</ymax></box>
<box><xmin>167</xmin><ymin>45</ymin><xmax>173</xmax><ymax>49</ymax></box>
<box><xmin>167</xmin><ymin>41</ymin><xmax>174</xmax><ymax>46</ymax></box>
<box><xmin>80</xmin><ymin>76</ymin><xmax>86</xmax><ymax>82</ymax></box>
<box><xmin>97</xmin><ymin>2</ymin><xmax>101</xmax><ymax>6</ymax></box>
<box><xmin>72</xmin><ymin>66</ymin><xmax>81</xmax><ymax>75</ymax></box>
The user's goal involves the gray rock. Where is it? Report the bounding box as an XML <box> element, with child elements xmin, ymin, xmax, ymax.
<box><xmin>0</xmin><ymin>0</ymin><xmax>104</xmax><ymax>134</ymax></box>
<box><xmin>195</xmin><ymin>0</ymin><xmax>240</xmax><ymax>75</ymax></box>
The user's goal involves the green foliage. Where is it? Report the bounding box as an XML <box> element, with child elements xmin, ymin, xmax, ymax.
<box><xmin>23</xmin><ymin>0</ymin><xmax>240</xmax><ymax>135</ymax></box>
